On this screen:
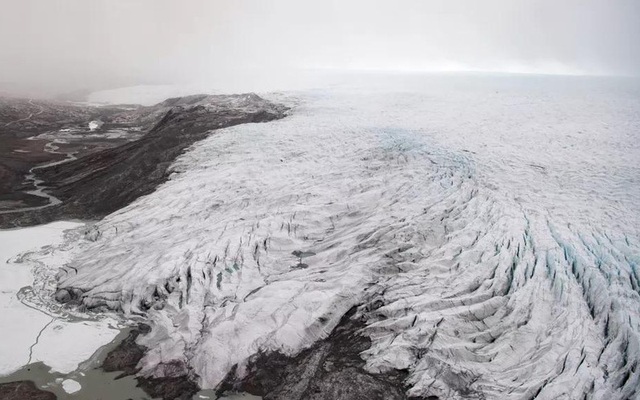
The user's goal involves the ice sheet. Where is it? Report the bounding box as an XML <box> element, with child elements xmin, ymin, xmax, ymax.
<box><xmin>42</xmin><ymin>75</ymin><xmax>640</xmax><ymax>399</ymax></box>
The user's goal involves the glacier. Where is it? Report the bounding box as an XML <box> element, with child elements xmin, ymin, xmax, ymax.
<box><xmin>32</xmin><ymin>75</ymin><xmax>640</xmax><ymax>399</ymax></box>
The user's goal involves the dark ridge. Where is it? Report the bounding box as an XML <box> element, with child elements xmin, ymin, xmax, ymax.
<box><xmin>218</xmin><ymin>306</ymin><xmax>426</xmax><ymax>400</ymax></box>
<box><xmin>101</xmin><ymin>324</ymin><xmax>199</xmax><ymax>400</ymax></box>
<box><xmin>137</xmin><ymin>375</ymin><xmax>199</xmax><ymax>400</ymax></box>
<box><xmin>0</xmin><ymin>380</ymin><xmax>57</xmax><ymax>400</ymax></box>
<box><xmin>0</xmin><ymin>93</ymin><xmax>287</xmax><ymax>228</ymax></box>
<box><xmin>101</xmin><ymin>324</ymin><xmax>151</xmax><ymax>377</ymax></box>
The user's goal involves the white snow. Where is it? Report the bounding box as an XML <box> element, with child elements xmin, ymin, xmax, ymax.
<box><xmin>0</xmin><ymin>221</ymin><xmax>121</xmax><ymax>376</ymax></box>
<box><xmin>37</xmin><ymin>75</ymin><xmax>640</xmax><ymax>399</ymax></box>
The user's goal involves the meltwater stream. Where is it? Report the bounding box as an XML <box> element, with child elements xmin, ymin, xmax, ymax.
<box><xmin>0</xmin><ymin>140</ymin><xmax>76</xmax><ymax>215</ymax></box>
<box><xmin>32</xmin><ymin>75</ymin><xmax>640</xmax><ymax>399</ymax></box>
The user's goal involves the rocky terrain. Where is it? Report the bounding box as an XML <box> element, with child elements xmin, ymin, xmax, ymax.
<box><xmin>0</xmin><ymin>380</ymin><xmax>56</xmax><ymax>400</ymax></box>
<box><xmin>0</xmin><ymin>94</ymin><xmax>287</xmax><ymax>227</ymax></box>
<box><xmin>219</xmin><ymin>307</ymin><xmax>416</xmax><ymax>400</ymax></box>
<box><xmin>0</xmin><ymin>98</ymin><xmax>129</xmax><ymax>211</ymax></box>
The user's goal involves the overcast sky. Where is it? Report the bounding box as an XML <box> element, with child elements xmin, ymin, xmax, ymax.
<box><xmin>1</xmin><ymin>0</ymin><xmax>639</xmax><ymax>95</ymax></box>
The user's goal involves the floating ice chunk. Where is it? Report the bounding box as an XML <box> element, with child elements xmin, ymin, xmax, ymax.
<box><xmin>61</xmin><ymin>379</ymin><xmax>81</xmax><ymax>394</ymax></box>
<box><xmin>30</xmin><ymin>319</ymin><xmax>120</xmax><ymax>374</ymax></box>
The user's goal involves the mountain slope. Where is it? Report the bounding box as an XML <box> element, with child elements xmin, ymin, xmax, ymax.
<box><xmin>0</xmin><ymin>94</ymin><xmax>287</xmax><ymax>227</ymax></box>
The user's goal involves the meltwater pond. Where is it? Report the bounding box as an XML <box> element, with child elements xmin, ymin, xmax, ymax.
<box><xmin>29</xmin><ymin>75</ymin><xmax>640</xmax><ymax>399</ymax></box>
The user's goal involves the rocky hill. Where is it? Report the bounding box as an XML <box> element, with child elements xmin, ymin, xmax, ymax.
<box><xmin>0</xmin><ymin>94</ymin><xmax>287</xmax><ymax>227</ymax></box>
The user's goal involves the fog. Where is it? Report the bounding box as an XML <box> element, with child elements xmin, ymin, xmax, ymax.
<box><xmin>1</xmin><ymin>0</ymin><xmax>639</xmax><ymax>96</ymax></box>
